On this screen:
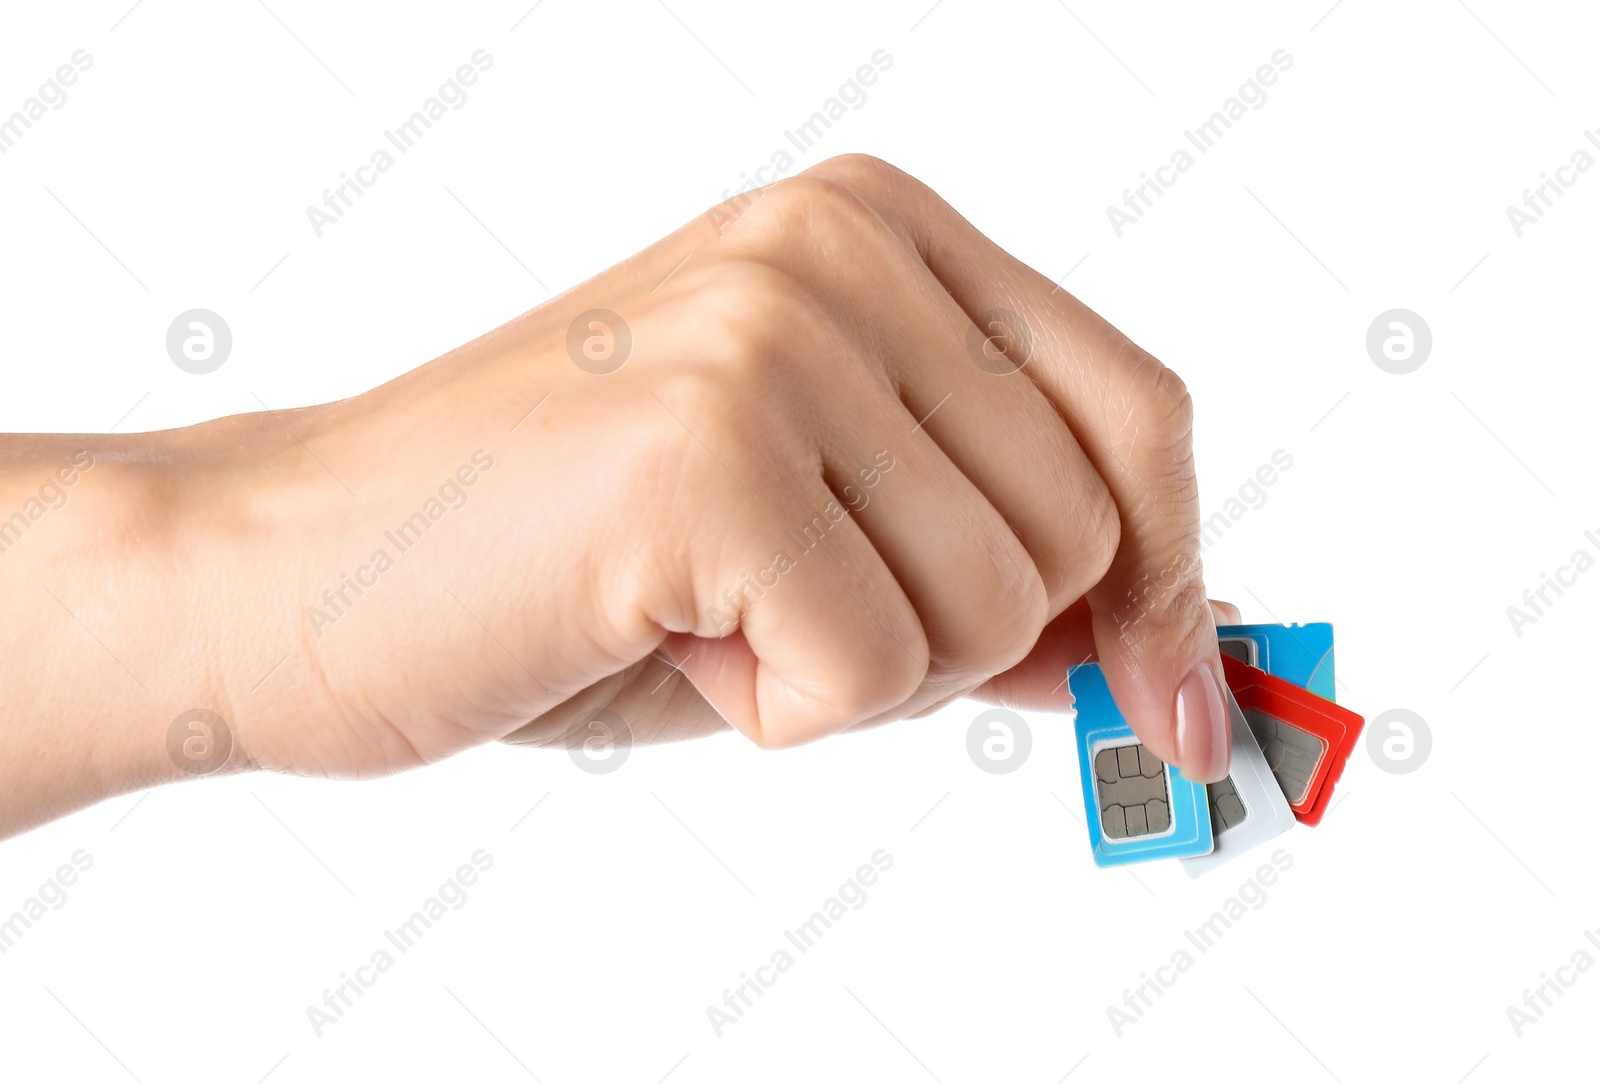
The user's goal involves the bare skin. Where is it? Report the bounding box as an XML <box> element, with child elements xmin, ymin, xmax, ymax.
<box><xmin>0</xmin><ymin>155</ymin><xmax>1235</xmax><ymax>840</ymax></box>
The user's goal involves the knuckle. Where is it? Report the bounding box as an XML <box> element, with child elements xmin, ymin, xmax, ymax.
<box><xmin>1113</xmin><ymin>345</ymin><xmax>1199</xmax><ymax>513</ymax></box>
<box><xmin>1074</xmin><ymin>478</ymin><xmax>1123</xmax><ymax>596</ymax></box>
<box><xmin>1124</xmin><ymin>347</ymin><xmax>1196</xmax><ymax>456</ymax></box>
<box><xmin>707</xmin><ymin>258</ymin><xmax>811</xmax><ymax>324</ymax></box>
<box><xmin>1112</xmin><ymin>555</ymin><xmax>1209</xmax><ymax>648</ymax></box>
<box><xmin>994</xmin><ymin>576</ymin><xmax>1051</xmax><ymax>671</ymax></box>
<box><xmin>649</xmin><ymin>365</ymin><xmax>743</xmax><ymax>442</ymax></box>
<box><xmin>1156</xmin><ymin>580</ymin><xmax>1216</xmax><ymax>662</ymax></box>
<box><xmin>936</xmin><ymin>553</ymin><xmax>1049</xmax><ymax>682</ymax></box>
<box><xmin>748</xmin><ymin>174</ymin><xmax>885</xmax><ymax>249</ymax></box>
<box><xmin>803</xmin><ymin>152</ymin><xmax>903</xmax><ymax>191</ymax></box>
<box><xmin>836</xmin><ymin>656</ymin><xmax>923</xmax><ymax>723</ymax></box>
<box><xmin>645</xmin><ymin>263</ymin><xmax>823</xmax><ymax>492</ymax></box>
<box><xmin>1028</xmin><ymin>454</ymin><xmax>1123</xmax><ymax>611</ymax></box>
<box><xmin>762</xmin><ymin>654</ymin><xmax>924</xmax><ymax>747</ymax></box>
<box><xmin>685</xmin><ymin>260</ymin><xmax>815</xmax><ymax>381</ymax></box>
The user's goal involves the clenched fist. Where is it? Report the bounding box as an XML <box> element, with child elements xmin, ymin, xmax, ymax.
<box><xmin>0</xmin><ymin>155</ymin><xmax>1231</xmax><ymax>839</ymax></box>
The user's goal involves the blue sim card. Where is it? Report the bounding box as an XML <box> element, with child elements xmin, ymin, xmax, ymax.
<box><xmin>1216</xmin><ymin>623</ymin><xmax>1336</xmax><ymax>702</ymax></box>
<box><xmin>1069</xmin><ymin>663</ymin><xmax>1213</xmax><ymax>867</ymax></box>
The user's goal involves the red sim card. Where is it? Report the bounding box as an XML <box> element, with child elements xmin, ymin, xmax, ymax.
<box><xmin>1221</xmin><ymin>655</ymin><xmax>1364</xmax><ymax>827</ymax></box>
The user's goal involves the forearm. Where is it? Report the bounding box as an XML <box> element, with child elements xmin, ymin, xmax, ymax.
<box><xmin>0</xmin><ymin>434</ymin><xmax>232</xmax><ymax>838</ymax></box>
<box><xmin>0</xmin><ymin>361</ymin><xmax>584</xmax><ymax>839</ymax></box>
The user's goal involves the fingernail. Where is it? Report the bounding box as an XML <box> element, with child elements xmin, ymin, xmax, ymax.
<box><xmin>1175</xmin><ymin>664</ymin><xmax>1230</xmax><ymax>783</ymax></box>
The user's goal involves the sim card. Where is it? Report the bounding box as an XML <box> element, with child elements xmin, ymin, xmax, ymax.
<box><xmin>1221</xmin><ymin>654</ymin><xmax>1364</xmax><ymax>827</ymax></box>
<box><xmin>1181</xmin><ymin>684</ymin><xmax>1296</xmax><ymax>877</ymax></box>
<box><xmin>1216</xmin><ymin>622</ymin><xmax>1336</xmax><ymax>703</ymax></box>
<box><xmin>1069</xmin><ymin>663</ymin><xmax>1213</xmax><ymax>867</ymax></box>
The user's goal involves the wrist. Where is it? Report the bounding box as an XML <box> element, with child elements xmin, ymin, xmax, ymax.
<box><xmin>0</xmin><ymin>435</ymin><xmax>247</xmax><ymax>836</ymax></box>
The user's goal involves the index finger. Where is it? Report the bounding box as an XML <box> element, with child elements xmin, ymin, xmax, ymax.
<box><xmin>799</xmin><ymin>155</ymin><xmax>1229</xmax><ymax>782</ymax></box>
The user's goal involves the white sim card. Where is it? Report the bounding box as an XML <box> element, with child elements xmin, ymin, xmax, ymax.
<box><xmin>1181</xmin><ymin>686</ymin><xmax>1296</xmax><ymax>877</ymax></box>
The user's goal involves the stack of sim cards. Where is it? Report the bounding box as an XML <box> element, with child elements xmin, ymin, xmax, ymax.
<box><xmin>1069</xmin><ymin>623</ymin><xmax>1363</xmax><ymax>875</ymax></box>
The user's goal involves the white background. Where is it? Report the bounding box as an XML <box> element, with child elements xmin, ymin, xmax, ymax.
<box><xmin>2</xmin><ymin>0</ymin><xmax>1597</xmax><ymax>1080</ymax></box>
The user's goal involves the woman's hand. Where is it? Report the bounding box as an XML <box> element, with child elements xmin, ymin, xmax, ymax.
<box><xmin>0</xmin><ymin>155</ymin><xmax>1230</xmax><ymax>838</ymax></box>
